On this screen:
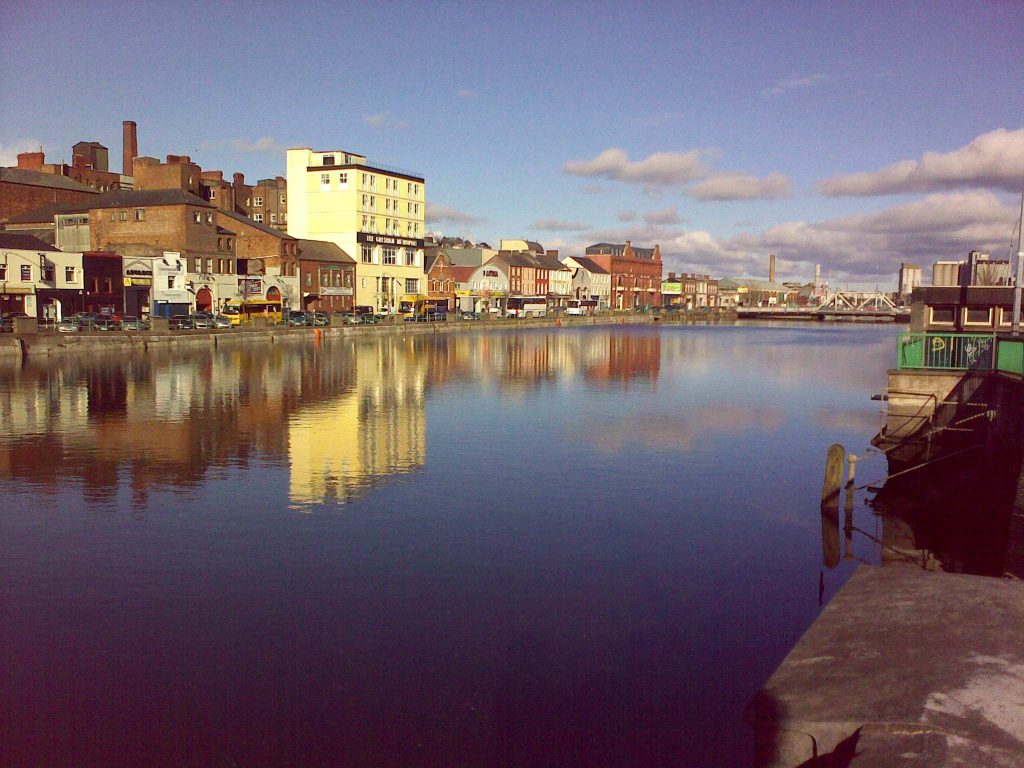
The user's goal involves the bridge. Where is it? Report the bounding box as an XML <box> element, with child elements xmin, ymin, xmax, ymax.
<box><xmin>736</xmin><ymin>291</ymin><xmax>910</xmax><ymax>321</ymax></box>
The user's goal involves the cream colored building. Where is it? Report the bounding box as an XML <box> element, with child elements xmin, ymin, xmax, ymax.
<box><xmin>286</xmin><ymin>147</ymin><xmax>426</xmax><ymax>313</ymax></box>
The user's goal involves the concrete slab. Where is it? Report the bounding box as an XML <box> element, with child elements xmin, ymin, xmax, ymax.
<box><xmin>746</xmin><ymin>566</ymin><xmax>1024</xmax><ymax>767</ymax></box>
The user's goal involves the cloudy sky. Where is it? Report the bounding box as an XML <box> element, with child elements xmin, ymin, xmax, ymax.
<box><xmin>1</xmin><ymin>1</ymin><xmax>1022</xmax><ymax>287</ymax></box>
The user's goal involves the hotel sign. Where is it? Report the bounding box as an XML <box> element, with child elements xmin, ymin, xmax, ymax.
<box><xmin>357</xmin><ymin>233</ymin><xmax>424</xmax><ymax>248</ymax></box>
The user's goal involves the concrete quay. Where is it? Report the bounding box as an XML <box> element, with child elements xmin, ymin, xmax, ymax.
<box><xmin>0</xmin><ymin>310</ymin><xmax>736</xmax><ymax>362</ymax></box>
<box><xmin>747</xmin><ymin>566</ymin><xmax>1024</xmax><ymax>767</ymax></box>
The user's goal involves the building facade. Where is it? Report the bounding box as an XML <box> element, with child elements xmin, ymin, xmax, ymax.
<box><xmin>286</xmin><ymin>147</ymin><xmax>426</xmax><ymax>313</ymax></box>
<box><xmin>296</xmin><ymin>239</ymin><xmax>356</xmax><ymax>313</ymax></box>
<box><xmin>584</xmin><ymin>241</ymin><xmax>663</xmax><ymax>310</ymax></box>
<box><xmin>563</xmin><ymin>256</ymin><xmax>611</xmax><ymax>309</ymax></box>
<box><xmin>0</xmin><ymin>233</ymin><xmax>84</xmax><ymax>319</ymax></box>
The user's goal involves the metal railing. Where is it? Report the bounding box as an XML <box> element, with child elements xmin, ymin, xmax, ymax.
<box><xmin>896</xmin><ymin>332</ymin><xmax>1024</xmax><ymax>375</ymax></box>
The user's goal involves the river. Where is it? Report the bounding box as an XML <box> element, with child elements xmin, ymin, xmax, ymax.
<box><xmin>0</xmin><ymin>323</ymin><xmax>899</xmax><ymax>767</ymax></box>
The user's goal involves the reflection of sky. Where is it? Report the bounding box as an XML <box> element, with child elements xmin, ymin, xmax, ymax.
<box><xmin>0</xmin><ymin>324</ymin><xmax>902</xmax><ymax>767</ymax></box>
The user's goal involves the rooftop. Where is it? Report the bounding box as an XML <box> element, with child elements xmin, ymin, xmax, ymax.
<box><xmin>0</xmin><ymin>232</ymin><xmax>61</xmax><ymax>251</ymax></box>
<box><xmin>0</xmin><ymin>166</ymin><xmax>98</xmax><ymax>193</ymax></box>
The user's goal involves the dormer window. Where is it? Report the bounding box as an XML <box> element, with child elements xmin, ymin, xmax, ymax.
<box><xmin>323</xmin><ymin>155</ymin><xmax>335</xmax><ymax>165</ymax></box>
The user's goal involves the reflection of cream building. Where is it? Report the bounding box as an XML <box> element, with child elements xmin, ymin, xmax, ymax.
<box><xmin>288</xmin><ymin>338</ymin><xmax>427</xmax><ymax>507</ymax></box>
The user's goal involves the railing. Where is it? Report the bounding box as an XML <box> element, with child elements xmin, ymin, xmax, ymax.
<box><xmin>897</xmin><ymin>332</ymin><xmax>1024</xmax><ymax>375</ymax></box>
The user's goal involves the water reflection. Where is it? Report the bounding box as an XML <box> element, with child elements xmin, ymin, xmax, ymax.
<box><xmin>0</xmin><ymin>325</ymin><xmax>901</xmax><ymax>768</ymax></box>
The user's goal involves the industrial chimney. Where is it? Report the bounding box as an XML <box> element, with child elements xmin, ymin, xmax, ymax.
<box><xmin>769</xmin><ymin>253</ymin><xmax>776</xmax><ymax>283</ymax></box>
<box><xmin>815</xmin><ymin>263</ymin><xmax>821</xmax><ymax>290</ymax></box>
<box><xmin>122</xmin><ymin>120</ymin><xmax>138</xmax><ymax>176</ymax></box>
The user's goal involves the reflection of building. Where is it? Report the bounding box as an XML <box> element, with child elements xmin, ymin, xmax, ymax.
<box><xmin>289</xmin><ymin>338</ymin><xmax>426</xmax><ymax>506</ymax></box>
<box><xmin>583</xmin><ymin>333</ymin><xmax>661</xmax><ymax>384</ymax></box>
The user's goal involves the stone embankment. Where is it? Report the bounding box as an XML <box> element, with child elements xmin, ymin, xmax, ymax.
<box><xmin>0</xmin><ymin>310</ymin><xmax>736</xmax><ymax>362</ymax></box>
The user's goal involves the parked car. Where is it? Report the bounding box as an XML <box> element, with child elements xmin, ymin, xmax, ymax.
<box><xmin>189</xmin><ymin>312</ymin><xmax>217</xmax><ymax>329</ymax></box>
<box><xmin>211</xmin><ymin>314</ymin><xmax>232</xmax><ymax>329</ymax></box>
<box><xmin>170</xmin><ymin>315</ymin><xmax>194</xmax><ymax>330</ymax></box>
<box><xmin>67</xmin><ymin>312</ymin><xmax>101</xmax><ymax>330</ymax></box>
<box><xmin>56</xmin><ymin>317</ymin><xmax>82</xmax><ymax>333</ymax></box>
<box><xmin>310</xmin><ymin>312</ymin><xmax>330</xmax><ymax>327</ymax></box>
<box><xmin>94</xmin><ymin>317</ymin><xmax>121</xmax><ymax>331</ymax></box>
<box><xmin>358</xmin><ymin>313</ymin><xmax>379</xmax><ymax>324</ymax></box>
<box><xmin>120</xmin><ymin>316</ymin><xmax>151</xmax><ymax>331</ymax></box>
<box><xmin>287</xmin><ymin>311</ymin><xmax>310</xmax><ymax>326</ymax></box>
<box><xmin>459</xmin><ymin>311</ymin><xmax>480</xmax><ymax>321</ymax></box>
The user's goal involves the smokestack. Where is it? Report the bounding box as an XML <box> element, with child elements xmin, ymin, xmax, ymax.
<box><xmin>815</xmin><ymin>263</ymin><xmax>821</xmax><ymax>289</ymax></box>
<box><xmin>769</xmin><ymin>253</ymin><xmax>776</xmax><ymax>283</ymax></box>
<box><xmin>122</xmin><ymin>120</ymin><xmax>138</xmax><ymax>176</ymax></box>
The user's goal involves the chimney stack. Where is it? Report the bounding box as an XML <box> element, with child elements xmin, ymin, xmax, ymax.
<box><xmin>814</xmin><ymin>263</ymin><xmax>821</xmax><ymax>289</ymax></box>
<box><xmin>769</xmin><ymin>253</ymin><xmax>776</xmax><ymax>283</ymax></box>
<box><xmin>233</xmin><ymin>172</ymin><xmax>245</xmax><ymax>186</ymax></box>
<box><xmin>122</xmin><ymin>120</ymin><xmax>138</xmax><ymax>176</ymax></box>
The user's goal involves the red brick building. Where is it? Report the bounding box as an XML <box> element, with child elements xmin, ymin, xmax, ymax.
<box><xmin>297</xmin><ymin>239</ymin><xmax>355</xmax><ymax>313</ymax></box>
<box><xmin>585</xmin><ymin>241</ymin><xmax>663</xmax><ymax>310</ymax></box>
<box><xmin>0</xmin><ymin>166</ymin><xmax>99</xmax><ymax>223</ymax></box>
<box><xmin>426</xmin><ymin>249</ymin><xmax>456</xmax><ymax>310</ymax></box>
<box><xmin>83</xmin><ymin>252</ymin><xmax>125</xmax><ymax>315</ymax></box>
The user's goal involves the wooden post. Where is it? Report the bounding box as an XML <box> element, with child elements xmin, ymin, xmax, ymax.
<box><xmin>844</xmin><ymin>454</ymin><xmax>857</xmax><ymax>514</ymax></box>
<box><xmin>821</xmin><ymin>443</ymin><xmax>845</xmax><ymax>508</ymax></box>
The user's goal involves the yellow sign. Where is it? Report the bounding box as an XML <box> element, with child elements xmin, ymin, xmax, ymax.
<box><xmin>124</xmin><ymin>277</ymin><xmax>152</xmax><ymax>287</ymax></box>
<box><xmin>0</xmin><ymin>286</ymin><xmax>33</xmax><ymax>295</ymax></box>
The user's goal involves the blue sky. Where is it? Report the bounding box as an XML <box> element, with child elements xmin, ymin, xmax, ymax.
<box><xmin>2</xmin><ymin>1</ymin><xmax>1022</xmax><ymax>286</ymax></box>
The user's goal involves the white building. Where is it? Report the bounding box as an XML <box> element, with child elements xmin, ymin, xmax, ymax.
<box><xmin>562</xmin><ymin>255</ymin><xmax>611</xmax><ymax>309</ymax></box>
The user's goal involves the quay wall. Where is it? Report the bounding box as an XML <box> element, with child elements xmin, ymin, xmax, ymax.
<box><xmin>4</xmin><ymin>311</ymin><xmax>738</xmax><ymax>362</ymax></box>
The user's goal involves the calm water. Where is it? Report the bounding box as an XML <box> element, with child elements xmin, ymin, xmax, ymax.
<box><xmin>1</xmin><ymin>324</ymin><xmax>899</xmax><ymax>767</ymax></box>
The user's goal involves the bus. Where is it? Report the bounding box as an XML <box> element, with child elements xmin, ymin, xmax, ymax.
<box><xmin>222</xmin><ymin>299</ymin><xmax>284</xmax><ymax>326</ymax></box>
<box><xmin>566</xmin><ymin>299</ymin><xmax>598</xmax><ymax>316</ymax></box>
<box><xmin>506</xmin><ymin>296</ymin><xmax>547</xmax><ymax>318</ymax></box>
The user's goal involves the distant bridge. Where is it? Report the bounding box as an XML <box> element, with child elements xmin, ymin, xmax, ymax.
<box><xmin>736</xmin><ymin>291</ymin><xmax>910</xmax><ymax>322</ymax></box>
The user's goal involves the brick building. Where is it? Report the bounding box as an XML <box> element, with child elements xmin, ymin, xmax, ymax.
<box><xmin>426</xmin><ymin>249</ymin><xmax>456</xmax><ymax>310</ymax></box>
<box><xmin>83</xmin><ymin>251</ymin><xmax>125</xmax><ymax>315</ymax></box>
<box><xmin>14</xmin><ymin>147</ymin><xmax>122</xmax><ymax>194</ymax></box>
<box><xmin>217</xmin><ymin>209</ymin><xmax>300</xmax><ymax>308</ymax></box>
<box><xmin>0</xmin><ymin>166</ymin><xmax>99</xmax><ymax>223</ymax></box>
<box><xmin>585</xmin><ymin>241</ymin><xmax>663</xmax><ymax>310</ymax></box>
<box><xmin>297</xmin><ymin>239</ymin><xmax>355</xmax><ymax>313</ymax></box>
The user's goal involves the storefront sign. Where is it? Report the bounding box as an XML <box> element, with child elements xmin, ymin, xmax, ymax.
<box><xmin>0</xmin><ymin>286</ymin><xmax>34</xmax><ymax>295</ymax></box>
<box><xmin>238</xmin><ymin>277</ymin><xmax>263</xmax><ymax>295</ymax></box>
<box><xmin>321</xmin><ymin>286</ymin><xmax>353</xmax><ymax>296</ymax></box>
<box><xmin>356</xmin><ymin>233</ymin><xmax>424</xmax><ymax>248</ymax></box>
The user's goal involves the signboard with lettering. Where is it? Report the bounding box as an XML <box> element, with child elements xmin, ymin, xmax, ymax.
<box><xmin>356</xmin><ymin>233</ymin><xmax>424</xmax><ymax>248</ymax></box>
<box><xmin>238</xmin><ymin>277</ymin><xmax>263</xmax><ymax>296</ymax></box>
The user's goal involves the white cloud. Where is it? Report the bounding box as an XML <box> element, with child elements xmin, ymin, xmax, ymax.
<box><xmin>687</xmin><ymin>172</ymin><xmax>792</xmax><ymax>201</ymax></box>
<box><xmin>232</xmin><ymin>136</ymin><xmax>282</xmax><ymax>153</ymax></box>
<box><xmin>531</xmin><ymin>219</ymin><xmax>589</xmax><ymax>232</ymax></box>
<box><xmin>819</xmin><ymin>128</ymin><xmax>1024</xmax><ymax>196</ymax></box>
<box><xmin>617</xmin><ymin>210</ymin><xmax>637</xmax><ymax>222</ymax></box>
<box><xmin>761</xmin><ymin>73</ymin><xmax>827</xmax><ymax>97</ymax></box>
<box><xmin>426</xmin><ymin>203</ymin><xmax>485</xmax><ymax>225</ymax></box>
<box><xmin>0</xmin><ymin>138</ymin><xmax>44</xmax><ymax>166</ymax></box>
<box><xmin>555</xmin><ymin>191</ymin><xmax>1018</xmax><ymax>283</ymax></box>
<box><xmin>563</xmin><ymin>147</ymin><xmax>709</xmax><ymax>186</ymax></box>
<box><xmin>643</xmin><ymin>207</ymin><xmax>683</xmax><ymax>225</ymax></box>
<box><xmin>362</xmin><ymin>112</ymin><xmax>408</xmax><ymax>129</ymax></box>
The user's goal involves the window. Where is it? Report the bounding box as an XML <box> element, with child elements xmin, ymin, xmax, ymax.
<box><xmin>1000</xmin><ymin>306</ymin><xmax>1017</xmax><ymax>326</ymax></box>
<box><xmin>323</xmin><ymin>155</ymin><xmax>335</xmax><ymax>165</ymax></box>
<box><xmin>43</xmin><ymin>265</ymin><xmax>54</xmax><ymax>282</ymax></box>
<box><xmin>930</xmin><ymin>306</ymin><xmax>955</xmax><ymax>324</ymax></box>
<box><xmin>321</xmin><ymin>173</ymin><xmax>330</xmax><ymax>188</ymax></box>
<box><xmin>370</xmin><ymin>196</ymin><xmax>375</xmax><ymax>211</ymax></box>
<box><xmin>305</xmin><ymin>271</ymin><xmax>312</xmax><ymax>288</ymax></box>
<box><xmin>966</xmin><ymin>307</ymin><xmax>992</xmax><ymax>325</ymax></box>
<box><xmin>361</xmin><ymin>277</ymin><xmax>367</xmax><ymax>288</ymax></box>
<box><xmin>253</xmin><ymin>213</ymin><xmax>264</xmax><ymax>223</ymax></box>
<box><xmin>103</xmin><ymin>278</ymin><xmax>113</xmax><ymax>293</ymax></box>
<box><xmin>0</xmin><ymin>265</ymin><xmax>6</xmax><ymax>280</ymax></box>
<box><xmin>210</xmin><ymin>189</ymin><xmax>217</xmax><ymax>201</ymax></box>
<box><xmin>246</xmin><ymin>197</ymin><xmax>251</xmax><ymax>206</ymax></box>
<box><xmin>383</xmin><ymin>247</ymin><xmax>397</xmax><ymax>265</ymax></box>
<box><xmin>407</xmin><ymin>182</ymin><xmax>412</xmax><ymax>195</ymax></box>
<box><xmin>405</xmin><ymin>278</ymin><xmax>418</xmax><ymax>293</ymax></box>
<box><xmin>254</xmin><ymin>196</ymin><xmax>263</xmax><ymax>207</ymax></box>
<box><xmin>271</xmin><ymin>213</ymin><xmax>277</xmax><ymax>223</ymax></box>
<box><xmin>362</xmin><ymin>194</ymin><xmax>369</xmax><ymax>211</ymax></box>
<box><xmin>405</xmin><ymin>249</ymin><xmax>416</xmax><ymax>266</ymax></box>
<box><xmin>119</xmin><ymin>210</ymin><xmax>128</xmax><ymax>221</ymax></box>
<box><xmin>193</xmin><ymin>211</ymin><xmax>202</xmax><ymax>223</ymax></box>
<box><xmin>369</xmin><ymin>175</ymin><xmax>375</xmax><ymax>190</ymax></box>
<box><xmin>280</xmin><ymin>193</ymin><xmax>286</xmax><ymax>204</ymax></box>
<box><xmin>370</xmin><ymin>217</ymin><xmax>376</xmax><ymax>232</ymax></box>
<box><xmin>320</xmin><ymin>270</ymin><xmax>329</xmax><ymax>287</ymax></box>
<box><xmin>21</xmin><ymin>265</ymin><xmax>32</xmax><ymax>281</ymax></box>
<box><xmin>361</xmin><ymin>173</ymin><xmax>367</xmax><ymax>187</ymax></box>
<box><xmin>65</xmin><ymin>266</ymin><xmax>75</xmax><ymax>282</ymax></box>
<box><xmin>206</xmin><ymin>258</ymin><xmax>214</xmax><ymax>273</ymax></box>
<box><xmin>361</xmin><ymin>245</ymin><xmax>373</xmax><ymax>264</ymax></box>
<box><xmin>338</xmin><ymin>173</ymin><xmax>347</xmax><ymax>185</ymax></box>
<box><xmin>362</xmin><ymin>215</ymin><xmax>368</xmax><ymax>230</ymax></box>
<box><xmin>206</xmin><ymin>212</ymin><xmax>214</xmax><ymax>224</ymax></box>
<box><xmin>109</xmin><ymin>211</ymin><xmax>115</xmax><ymax>221</ymax></box>
<box><xmin>168</xmin><ymin>275</ymin><xmax>176</xmax><ymax>290</ymax></box>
